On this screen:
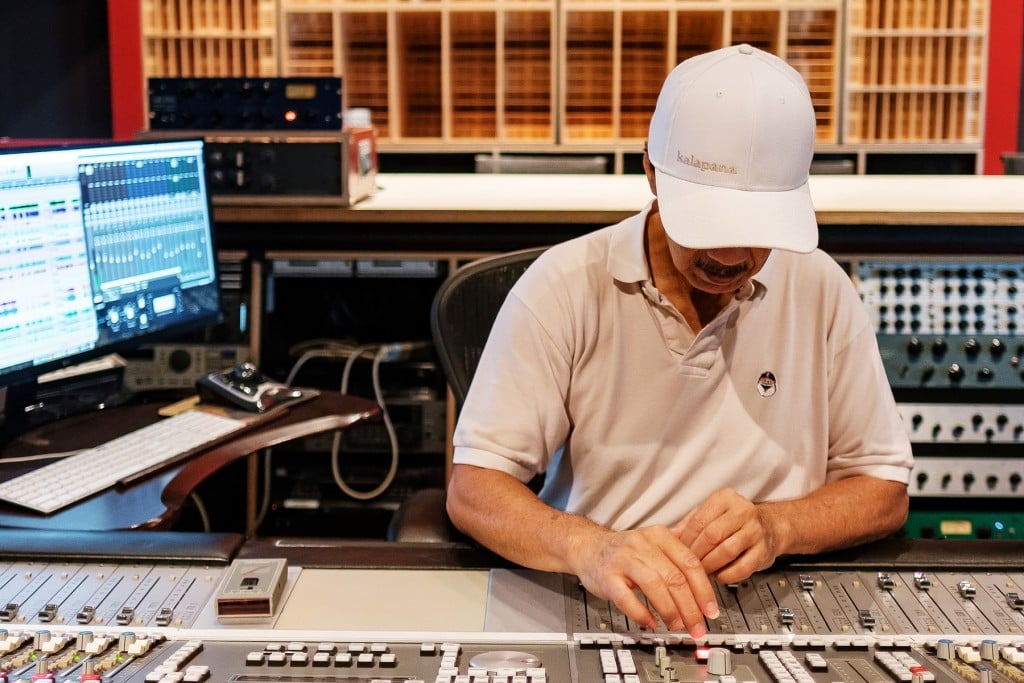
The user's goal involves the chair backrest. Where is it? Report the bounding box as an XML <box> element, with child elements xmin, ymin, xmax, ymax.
<box><xmin>431</xmin><ymin>247</ymin><xmax>549</xmax><ymax>407</ymax></box>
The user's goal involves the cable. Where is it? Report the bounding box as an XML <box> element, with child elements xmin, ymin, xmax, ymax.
<box><xmin>331</xmin><ymin>344</ymin><xmax>393</xmax><ymax>500</ymax></box>
<box><xmin>252</xmin><ymin>342</ymin><xmax>383</xmax><ymax>530</ymax></box>
<box><xmin>253</xmin><ymin>340</ymin><xmax>428</xmax><ymax>527</ymax></box>
<box><xmin>188</xmin><ymin>492</ymin><xmax>212</xmax><ymax>532</ymax></box>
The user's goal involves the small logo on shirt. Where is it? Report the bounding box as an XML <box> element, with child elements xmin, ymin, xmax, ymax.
<box><xmin>756</xmin><ymin>371</ymin><xmax>777</xmax><ymax>398</ymax></box>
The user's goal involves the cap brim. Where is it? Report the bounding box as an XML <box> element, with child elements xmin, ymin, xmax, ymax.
<box><xmin>654</xmin><ymin>169</ymin><xmax>819</xmax><ymax>253</ymax></box>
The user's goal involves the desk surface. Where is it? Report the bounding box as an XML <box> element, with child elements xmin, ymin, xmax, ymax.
<box><xmin>214</xmin><ymin>174</ymin><xmax>1024</xmax><ymax>226</ymax></box>
<box><xmin>0</xmin><ymin>392</ymin><xmax>380</xmax><ymax>531</ymax></box>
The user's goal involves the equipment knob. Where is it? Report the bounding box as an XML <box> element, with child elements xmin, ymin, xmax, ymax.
<box><xmin>706</xmin><ymin>648</ymin><xmax>732</xmax><ymax>676</ymax></box>
<box><xmin>907</xmin><ymin>337</ymin><xmax>924</xmax><ymax>355</ymax></box>
<box><xmin>986</xmin><ymin>475</ymin><xmax>998</xmax><ymax>490</ymax></box>
<box><xmin>936</xmin><ymin>639</ymin><xmax>954</xmax><ymax>660</ymax></box>
<box><xmin>76</xmin><ymin>631</ymin><xmax>94</xmax><ymax>650</ymax></box>
<box><xmin>916</xmin><ymin>472</ymin><xmax>928</xmax><ymax>489</ymax></box>
<box><xmin>963</xmin><ymin>473</ymin><xmax>976</xmax><ymax>490</ymax></box>
<box><xmin>964</xmin><ymin>338</ymin><xmax>981</xmax><ymax>356</ymax></box>
<box><xmin>168</xmin><ymin>349</ymin><xmax>192</xmax><ymax>373</ymax></box>
<box><xmin>978</xmin><ymin>667</ymin><xmax>993</xmax><ymax>683</ymax></box>
<box><xmin>948</xmin><ymin>364</ymin><xmax>965</xmax><ymax>381</ymax></box>
<box><xmin>932</xmin><ymin>338</ymin><xmax>948</xmax><ymax>355</ymax></box>
<box><xmin>119</xmin><ymin>632</ymin><xmax>137</xmax><ymax>652</ymax></box>
<box><xmin>977</xmin><ymin>367</ymin><xmax>994</xmax><ymax>381</ymax></box>
<box><xmin>991</xmin><ymin>338</ymin><xmax>1005</xmax><ymax>355</ymax></box>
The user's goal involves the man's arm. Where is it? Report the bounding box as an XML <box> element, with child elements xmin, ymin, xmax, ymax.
<box><xmin>674</xmin><ymin>476</ymin><xmax>909</xmax><ymax>584</ymax></box>
<box><xmin>447</xmin><ymin>463</ymin><xmax>720</xmax><ymax>637</ymax></box>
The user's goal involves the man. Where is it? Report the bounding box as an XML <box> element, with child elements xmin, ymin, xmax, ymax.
<box><xmin>445</xmin><ymin>45</ymin><xmax>913</xmax><ymax>639</ymax></box>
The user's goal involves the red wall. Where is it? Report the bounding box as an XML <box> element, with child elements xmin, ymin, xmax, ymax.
<box><xmin>107</xmin><ymin>0</ymin><xmax>144</xmax><ymax>140</ymax></box>
<box><xmin>983</xmin><ymin>0</ymin><xmax>1023</xmax><ymax>173</ymax></box>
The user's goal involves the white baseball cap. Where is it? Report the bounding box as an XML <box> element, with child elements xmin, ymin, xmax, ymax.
<box><xmin>647</xmin><ymin>44</ymin><xmax>818</xmax><ymax>253</ymax></box>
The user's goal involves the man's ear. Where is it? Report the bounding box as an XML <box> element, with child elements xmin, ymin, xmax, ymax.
<box><xmin>642</xmin><ymin>148</ymin><xmax>658</xmax><ymax>196</ymax></box>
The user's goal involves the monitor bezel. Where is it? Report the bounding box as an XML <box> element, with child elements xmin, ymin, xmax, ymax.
<box><xmin>0</xmin><ymin>137</ymin><xmax>223</xmax><ymax>390</ymax></box>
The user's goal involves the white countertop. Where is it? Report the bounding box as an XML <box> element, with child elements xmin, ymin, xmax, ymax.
<box><xmin>215</xmin><ymin>173</ymin><xmax>1024</xmax><ymax>225</ymax></box>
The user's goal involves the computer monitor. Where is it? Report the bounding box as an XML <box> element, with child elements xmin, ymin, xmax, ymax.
<box><xmin>0</xmin><ymin>138</ymin><xmax>221</xmax><ymax>395</ymax></box>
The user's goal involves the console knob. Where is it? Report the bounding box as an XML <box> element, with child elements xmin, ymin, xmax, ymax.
<box><xmin>907</xmin><ymin>337</ymin><xmax>924</xmax><ymax>355</ymax></box>
<box><xmin>964</xmin><ymin>338</ymin><xmax>981</xmax><ymax>356</ymax></box>
<box><xmin>948</xmin><ymin>363</ymin><xmax>965</xmax><ymax>381</ymax></box>
<box><xmin>932</xmin><ymin>338</ymin><xmax>948</xmax><ymax>355</ymax></box>
<box><xmin>168</xmin><ymin>349</ymin><xmax>192</xmax><ymax>373</ymax></box>
<box><xmin>991</xmin><ymin>338</ymin><xmax>1005</xmax><ymax>355</ymax></box>
<box><xmin>707</xmin><ymin>648</ymin><xmax>732</xmax><ymax>676</ymax></box>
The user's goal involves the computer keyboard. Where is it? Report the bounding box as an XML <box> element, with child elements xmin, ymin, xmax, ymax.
<box><xmin>0</xmin><ymin>409</ymin><xmax>250</xmax><ymax>514</ymax></box>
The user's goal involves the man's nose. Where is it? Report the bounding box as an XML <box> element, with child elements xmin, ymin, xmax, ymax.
<box><xmin>703</xmin><ymin>248</ymin><xmax>750</xmax><ymax>266</ymax></box>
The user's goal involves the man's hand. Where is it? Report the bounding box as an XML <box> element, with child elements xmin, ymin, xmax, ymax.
<box><xmin>671</xmin><ymin>488</ymin><xmax>781</xmax><ymax>584</ymax></box>
<box><xmin>566</xmin><ymin>525</ymin><xmax>720</xmax><ymax>638</ymax></box>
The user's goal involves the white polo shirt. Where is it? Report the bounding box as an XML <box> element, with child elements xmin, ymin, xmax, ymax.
<box><xmin>453</xmin><ymin>202</ymin><xmax>913</xmax><ymax>531</ymax></box>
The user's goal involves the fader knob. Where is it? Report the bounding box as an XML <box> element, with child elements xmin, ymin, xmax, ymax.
<box><xmin>706</xmin><ymin>648</ymin><xmax>733</xmax><ymax>676</ymax></box>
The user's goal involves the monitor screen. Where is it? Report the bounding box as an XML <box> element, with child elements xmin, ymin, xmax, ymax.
<box><xmin>0</xmin><ymin>138</ymin><xmax>221</xmax><ymax>388</ymax></box>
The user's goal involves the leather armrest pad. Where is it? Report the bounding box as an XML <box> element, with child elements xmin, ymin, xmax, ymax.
<box><xmin>388</xmin><ymin>488</ymin><xmax>455</xmax><ymax>543</ymax></box>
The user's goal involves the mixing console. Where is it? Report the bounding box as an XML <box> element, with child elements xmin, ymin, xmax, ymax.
<box><xmin>844</xmin><ymin>255</ymin><xmax>1024</xmax><ymax>536</ymax></box>
<box><xmin>0</xmin><ymin>537</ymin><xmax>1023</xmax><ymax>683</ymax></box>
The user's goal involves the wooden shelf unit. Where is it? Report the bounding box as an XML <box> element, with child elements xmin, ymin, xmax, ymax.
<box><xmin>276</xmin><ymin>1</ymin><xmax>556</xmax><ymax>144</ymax></box>
<box><xmin>141</xmin><ymin>0</ymin><xmax>278</xmax><ymax>76</ymax></box>
<box><xmin>558</xmin><ymin>3</ymin><xmax>841</xmax><ymax>145</ymax></box>
<box><xmin>138</xmin><ymin>0</ymin><xmax>989</xmax><ymax>173</ymax></box>
<box><xmin>843</xmin><ymin>0</ymin><xmax>987</xmax><ymax>148</ymax></box>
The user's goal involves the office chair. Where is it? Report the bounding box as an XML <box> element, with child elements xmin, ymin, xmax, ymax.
<box><xmin>387</xmin><ymin>246</ymin><xmax>549</xmax><ymax>542</ymax></box>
